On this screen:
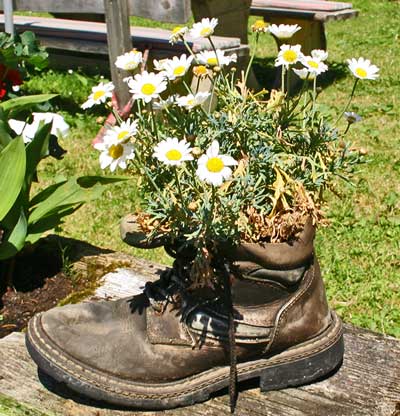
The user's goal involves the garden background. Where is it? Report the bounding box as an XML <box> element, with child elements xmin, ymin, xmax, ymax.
<box><xmin>18</xmin><ymin>0</ymin><xmax>400</xmax><ymax>337</ymax></box>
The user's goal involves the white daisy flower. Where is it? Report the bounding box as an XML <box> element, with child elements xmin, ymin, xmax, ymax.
<box><xmin>152</xmin><ymin>95</ymin><xmax>175</xmax><ymax>111</ymax></box>
<box><xmin>9</xmin><ymin>113</ymin><xmax>70</xmax><ymax>144</ymax></box>
<box><xmin>292</xmin><ymin>68</ymin><xmax>316</xmax><ymax>81</ymax></box>
<box><xmin>169</xmin><ymin>26</ymin><xmax>188</xmax><ymax>44</ymax></box>
<box><xmin>81</xmin><ymin>81</ymin><xmax>114</xmax><ymax>109</ymax></box>
<box><xmin>94</xmin><ymin>135</ymin><xmax>135</xmax><ymax>172</ymax></box>
<box><xmin>163</xmin><ymin>54</ymin><xmax>194</xmax><ymax>80</ymax></box>
<box><xmin>153</xmin><ymin>137</ymin><xmax>193</xmax><ymax>166</ymax></box>
<box><xmin>300</xmin><ymin>55</ymin><xmax>328</xmax><ymax>75</ymax></box>
<box><xmin>115</xmin><ymin>50</ymin><xmax>143</xmax><ymax>71</ymax></box>
<box><xmin>127</xmin><ymin>71</ymin><xmax>167</xmax><ymax>103</ymax></box>
<box><xmin>275</xmin><ymin>44</ymin><xmax>303</xmax><ymax>68</ymax></box>
<box><xmin>311</xmin><ymin>49</ymin><xmax>328</xmax><ymax>61</ymax></box>
<box><xmin>197</xmin><ymin>50</ymin><xmax>237</xmax><ymax>67</ymax></box>
<box><xmin>190</xmin><ymin>18</ymin><xmax>218</xmax><ymax>39</ymax></box>
<box><xmin>196</xmin><ymin>140</ymin><xmax>238</xmax><ymax>186</ymax></box>
<box><xmin>176</xmin><ymin>92</ymin><xmax>210</xmax><ymax>110</ymax></box>
<box><xmin>268</xmin><ymin>24</ymin><xmax>301</xmax><ymax>39</ymax></box>
<box><xmin>347</xmin><ymin>57</ymin><xmax>379</xmax><ymax>80</ymax></box>
<box><xmin>153</xmin><ymin>58</ymin><xmax>168</xmax><ymax>72</ymax></box>
<box><xmin>104</xmin><ymin>119</ymin><xmax>138</xmax><ymax>142</ymax></box>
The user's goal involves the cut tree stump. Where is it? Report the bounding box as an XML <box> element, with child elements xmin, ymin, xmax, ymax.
<box><xmin>0</xmin><ymin>258</ymin><xmax>399</xmax><ymax>416</ymax></box>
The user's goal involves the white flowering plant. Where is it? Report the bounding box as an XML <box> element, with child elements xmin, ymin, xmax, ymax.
<box><xmin>82</xmin><ymin>18</ymin><xmax>379</xmax><ymax>286</ymax></box>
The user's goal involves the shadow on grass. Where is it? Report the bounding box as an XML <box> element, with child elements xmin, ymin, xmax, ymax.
<box><xmin>252</xmin><ymin>57</ymin><xmax>349</xmax><ymax>92</ymax></box>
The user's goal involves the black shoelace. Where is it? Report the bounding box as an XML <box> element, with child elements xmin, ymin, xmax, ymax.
<box><xmin>145</xmin><ymin>258</ymin><xmax>238</xmax><ymax>413</ymax></box>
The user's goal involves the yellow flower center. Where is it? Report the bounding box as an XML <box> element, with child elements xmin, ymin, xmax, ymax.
<box><xmin>173</xmin><ymin>65</ymin><xmax>186</xmax><ymax>76</ymax></box>
<box><xmin>355</xmin><ymin>67</ymin><xmax>367</xmax><ymax>78</ymax></box>
<box><xmin>253</xmin><ymin>20</ymin><xmax>267</xmax><ymax>30</ymax></box>
<box><xmin>282</xmin><ymin>50</ymin><xmax>298</xmax><ymax>63</ymax></box>
<box><xmin>108</xmin><ymin>144</ymin><xmax>124</xmax><ymax>159</ymax></box>
<box><xmin>172</xmin><ymin>26</ymin><xmax>183</xmax><ymax>34</ymax></box>
<box><xmin>193</xmin><ymin>65</ymin><xmax>208</xmax><ymax>76</ymax></box>
<box><xmin>187</xmin><ymin>99</ymin><xmax>195</xmax><ymax>106</ymax></box>
<box><xmin>206</xmin><ymin>157</ymin><xmax>224</xmax><ymax>173</ymax></box>
<box><xmin>166</xmin><ymin>149</ymin><xmax>182</xmax><ymax>161</ymax></box>
<box><xmin>200</xmin><ymin>27</ymin><xmax>212</xmax><ymax>37</ymax></box>
<box><xmin>93</xmin><ymin>90</ymin><xmax>105</xmax><ymax>101</ymax></box>
<box><xmin>307</xmin><ymin>60</ymin><xmax>319</xmax><ymax>69</ymax></box>
<box><xmin>117</xmin><ymin>130</ymin><xmax>129</xmax><ymax>140</ymax></box>
<box><xmin>141</xmin><ymin>83</ymin><xmax>156</xmax><ymax>95</ymax></box>
<box><xmin>207</xmin><ymin>57</ymin><xmax>218</xmax><ymax>66</ymax></box>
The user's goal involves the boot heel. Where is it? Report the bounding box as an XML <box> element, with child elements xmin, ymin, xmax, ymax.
<box><xmin>259</xmin><ymin>334</ymin><xmax>344</xmax><ymax>392</ymax></box>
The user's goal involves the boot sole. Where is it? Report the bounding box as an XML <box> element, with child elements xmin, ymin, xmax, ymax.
<box><xmin>26</xmin><ymin>311</ymin><xmax>343</xmax><ymax>410</ymax></box>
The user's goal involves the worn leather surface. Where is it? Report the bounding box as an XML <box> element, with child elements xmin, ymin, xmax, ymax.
<box><xmin>37</xmin><ymin>223</ymin><xmax>331</xmax><ymax>383</ymax></box>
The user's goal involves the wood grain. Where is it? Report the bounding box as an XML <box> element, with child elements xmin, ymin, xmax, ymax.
<box><xmin>0</xmin><ymin>0</ymin><xmax>191</xmax><ymax>24</ymax></box>
<box><xmin>0</xmin><ymin>257</ymin><xmax>399</xmax><ymax>416</ymax></box>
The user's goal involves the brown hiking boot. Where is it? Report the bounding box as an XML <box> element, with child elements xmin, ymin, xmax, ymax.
<box><xmin>26</xmin><ymin>221</ymin><xmax>343</xmax><ymax>410</ymax></box>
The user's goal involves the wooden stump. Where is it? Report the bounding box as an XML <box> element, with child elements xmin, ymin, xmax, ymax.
<box><xmin>0</xmin><ymin>258</ymin><xmax>399</xmax><ymax>415</ymax></box>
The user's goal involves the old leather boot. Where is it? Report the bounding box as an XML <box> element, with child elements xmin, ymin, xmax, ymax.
<box><xmin>26</xmin><ymin>221</ymin><xmax>343</xmax><ymax>410</ymax></box>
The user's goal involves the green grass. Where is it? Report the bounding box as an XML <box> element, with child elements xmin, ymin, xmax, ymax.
<box><xmin>22</xmin><ymin>0</ymin><xmax>399</xmax><ymax>337</ymax></box>
<box><xmin>0</xmin><ymin>393</ymin><xmax>55</xmax><ymax>416</ymax></box>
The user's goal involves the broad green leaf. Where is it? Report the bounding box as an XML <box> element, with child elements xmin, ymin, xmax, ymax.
<box><xmin>25</xmin><ymin>122</ymin><xmax>52</xmax><ymax>184</ymax></box>
<box><xmin>26</xmin><ymin>204</ymin><xmax>78</xmax><ymax>245</ymax></box>
<box><xmin>0</xmin><ymin>137</ymin><xmax>26</xmax><ymax>221</ymax></box>
<box><xmin>0</xmin><ymin>209</ymin><xmax>27</xmax><ymax>260</ymax></box>
<box><xmin>0</xmin><ymin>94</ymin><xmax>57</xmax><ymax>115</ymax></box>
<box><xmin>29</xmin><ymin>179</ymin><xmax>68</xmax><ymax>208</ymax></box>
<box><xmin>29</xmin><ymin>179</ymin><xmax>106</xmax><ymax>225</ymax></box>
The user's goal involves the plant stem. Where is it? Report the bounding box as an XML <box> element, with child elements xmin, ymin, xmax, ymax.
<box><xmin>311</xmin><ymin>77</ymin><xmax>317</xmax><ymax>125</ymax></box>
<box><xmin>174</xmin><ymin>167</ymin><xmax>184</xmax><ymax>203</ymax></box>
<box><xmin>286</xmin><ymin>66</ymin><xmax>291</xmax><ymax>97</ymax></box>
<box><xmin>335</xmin><ymin>78</ymin><xmax>359</xmax><ymax>126</ymax></box>
<box><xmin>150</xmin><ymin>105</ymin><xmax>159</xmax><ymax>139</ymax></box>
<box><xmin>281</xmin><ymin>66</ymin><xmax>285</xmax><ymax>94</ymax></box>
<box><xmin>244</xmin><ymin>33</ymin><xmax>259</xmax><ymax>87</ymax></box>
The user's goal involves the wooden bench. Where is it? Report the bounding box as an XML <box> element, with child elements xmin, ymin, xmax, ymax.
<box><xmin>0</xmin><ymin>243</ymin><xmax>399</xmax><ymax>416</ymax></box>
<box><xmin>192</xmin><ymin>0</ymin><xmax>358</xmax><ymax>56</ymax></box>
<box><xmin>0</xmin><ymin>3</ymin><xmax>247</xmax><ymax>106</ymax></box>
<box><xmin>250</xmin><ymin>0</ymin><xmax>359</xmax><ymax>54</ymax></box>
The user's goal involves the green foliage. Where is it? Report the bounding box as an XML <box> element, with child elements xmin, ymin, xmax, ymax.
<box><xmin>0</xmin><ymin>136</ymin><xmax>26</xmax><ymax>220</ymax></box>
<box><xmin>0</xmin><ymin>392</ymin><xmax>55</xmax><ymax>416</ymax></box>
<box><xmin>0</xmin><ymin>95</ymin><xmax>127</xmax><ymax>264</ymax></box>
<box><xmin>0</xmin><ymin>31</ymin><xmax>48</xmax><ymax>72</ymax></box>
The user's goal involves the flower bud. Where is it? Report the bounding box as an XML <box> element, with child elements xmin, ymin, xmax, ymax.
<box><xmin>192</xmin><ymin>147</ymin><xmax>202</xmax><ymax>156</ymax></box>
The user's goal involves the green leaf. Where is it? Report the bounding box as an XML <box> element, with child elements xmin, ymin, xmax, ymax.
<box><xmin>0</xmin><ymin>94</ymin><xmax>58</xmax><ymax>115</ymax></box>
<box><xmin>25</xmin><ymin>122</ymin><xmax>52</xmax><ymax>184</ymax></box>
<box><xmin>29</xmin><ymin>178</ymin><xmax>108</xmax><ymax>225</ymax></box>
<box><xmin>26</xmin><ymin>205</ymin><xmax>78</xmax><ymax>245</ymax></box>
<box><xmin>0</xmin><ymin>137</ymin><xmax>26</xmax><ymax>221</ymax></box>
<box><xmin>29</xmin><ymin>180</ymin><xmax>67</xmax><ymax>208</ymax></box>
<box><xmin>20</xmin><ymin>31</ymin><xmax>36</xmax><ymax>46</ymax></box>
<box><xmin>0</xmin><ymin>209</ymin><xmax>27</xmax><ymax>260</ymax></box>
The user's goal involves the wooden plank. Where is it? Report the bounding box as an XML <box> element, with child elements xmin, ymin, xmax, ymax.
<box><xmin>0</xmin><ymin>0</ymin><xmax>191</xmax><ymax>23</ymax></box>
<box><xmin>250</xmin><ymin>5</ymin><xmax>358</xmax><ymax>21</ymax></box>
<box><xmin>0</xmin><ymin>15</ymin><xmax>241</xmax><ymax>51</ymax></box>
<box><xmin>251</xmin><ymin>0</ymin><xmax>353</xmax><ymax>12</ymax></box>
<box><xmin>0</xmin><ymin>258</ymin><xmax>399</xmax><ymax>416</ymax></box>
<box><xmin>104</xmin><ymin>0</ymin><xmax>131</xmax><ymax>109</ymax></box>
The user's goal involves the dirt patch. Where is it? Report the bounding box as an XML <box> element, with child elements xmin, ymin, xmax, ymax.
<box><xmin>0</xmin><ymin>238</ymin><xmax>101</xmax><ymax>339</ymax></box>
<box><xmin>0</xmin><ymin>272</ymin><xmax>74</xmax><ymax>338</ymax></box>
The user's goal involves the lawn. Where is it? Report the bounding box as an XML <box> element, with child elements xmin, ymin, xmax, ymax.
<box><xmin>21</xmin><ymin>0</ymin><xmax>399</xmax><ymax>338</ymax></box>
